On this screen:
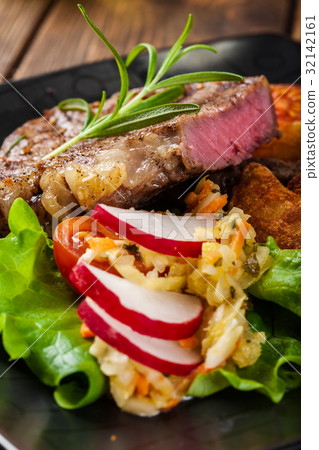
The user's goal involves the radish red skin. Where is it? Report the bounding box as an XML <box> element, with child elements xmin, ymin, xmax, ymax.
<box><xmin>78</xmin><ymin>298</ymin><xmax>202</xmax><ymax>376</ymax></box>
<box><xmin>92</xmin><ymin>204</ymin><xmax>204</xmax><ymax>257</ymax></box>
<box><xmin>70</xmin><ymin>262</ymin><xmax>203</xmax><ymax>340</ymax></box>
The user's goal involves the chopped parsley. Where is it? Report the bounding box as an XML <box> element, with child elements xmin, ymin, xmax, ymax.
<box><xmin>123</xmin><ymin>243</ymin><xmax>143</xmax><ymax>261</ymax></box>
<box><xmin>243</xmin><ymin>253</ymin><xmax>260</xmax><ymax>277</ymax></box>
<box><xmin>214</xmin><ymin>257</ymin><xmax>223</xmax><ymax>267</ymax></box>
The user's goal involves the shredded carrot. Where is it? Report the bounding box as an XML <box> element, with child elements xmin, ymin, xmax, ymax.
<box><xmin>230</xmin><ymin>221</ymin><xmax>251</xmax><ymax>257</ymax></box>
<box><xmin>198</xmin><ymin>180</ymin><xmax>215</xmax><ymax>201</ymax></box>
<box><xmin>230</xmin><ymin>232</ymin><xmax>245</xmax><ymax>258</ymax></box>
<box><xmin>185</xmin><ymin>180</ymin><xmax>218</xmax><ymax>211</ymax></box>
<box><xmin>135</xmin><ymin>374</ymin><xmax>150</xmax><ymax>397</ymax></box>
<box><xmin>179</xmin><ymin>335</ymin><xmax>200</xmax><ymax>349</ymax></box>
<box><xmin>88</xmin><ymin>237</ymin><xmax>117</xmax><ymax>253</ymax></box>
<box><xmin>80</xmin><ymin>322</ymin><xmax>95</xmax><ymax>338</ymax></box>
<box><xmin>185</xmin><ymin>191</ymin><xmax>198</xmax><ymax>210</ymax></box>
<box><xmin>189</xmin><ymin>362</ymin><xmax>211</xmax><ymax>379</ymax></box>
<box><xmin>198</xmin><ymin>194</ymin><xmax>228</xmax><ymax>213</ymax></box>
<box><xmin>236</xmin><ymin>220</ymin><xmax>251</xmax><ymax>238</ymax></box>
<box><xmin>205</xmin><ymin>252</ymin><xmax>222</xmax><ymax>266</ymax></box>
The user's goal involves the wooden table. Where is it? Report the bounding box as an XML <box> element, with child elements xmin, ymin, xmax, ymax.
<box><xmin>0</xmin><ymin>0</ymin><xmax>300</xmax><ymax>81</ymax></box>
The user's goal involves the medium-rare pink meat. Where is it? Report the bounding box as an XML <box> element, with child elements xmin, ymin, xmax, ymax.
<box><xmin>0</xmin><ymin>76</ymin><xmax>278</xmax><ymax>235</ymax></box>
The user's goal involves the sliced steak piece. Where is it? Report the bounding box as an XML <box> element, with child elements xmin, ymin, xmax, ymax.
<box><xmin>0</xmin><ymin>76</ymin><xmax>278</xmax><ymax>236</ymax></box>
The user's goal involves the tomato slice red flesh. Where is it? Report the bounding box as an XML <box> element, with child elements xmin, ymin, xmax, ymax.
<box><xmin>53</xmin><ymin>217</ymin><xmax>120</xmax><ymax>286</ymax></box>
<box><xmin>53</xmin><ymin>216</ymin><xmax>148</xmax><ymax>288</ymax></box>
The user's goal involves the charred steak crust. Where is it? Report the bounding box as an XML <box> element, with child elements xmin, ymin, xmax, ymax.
<box><xmin>0</xmin><ymin>77</ymin><xmax>278</xmax><ymax>235</ymax></box>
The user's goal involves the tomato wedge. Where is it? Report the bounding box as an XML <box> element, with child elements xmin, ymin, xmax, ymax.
<box><xmin>54</xmin><ymin>216</ymin><xmax>149</xmax><ymax>288</ymax></box>
<box><xmin>53</xmin><ymin>217</ymin><xmax>120</xmax><ymax>286</ymax></box>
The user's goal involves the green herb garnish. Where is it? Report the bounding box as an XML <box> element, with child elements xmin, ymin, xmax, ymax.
<box><xmin>231</xmin><ymin>219</ymin><xmax>237</xmax><ymax>229</ymax></box>
<box><xmin>214</xmin><ymin>257</ymin><xmax>223</xmax><ymax>267</ymax></box>
<box><xmin>43</xmin><ymin>5</ymin><xmax>242</xmax><ymax>160</ymax></box>
<box><xmin>123</xmin><ymin>243</ymin><xmax>143</xmax><ymax>262</ymax></box>
<box><xmin>243</xmin><ymin>252</ymin><xmax>260</xmax><ymax>277</ymax></box>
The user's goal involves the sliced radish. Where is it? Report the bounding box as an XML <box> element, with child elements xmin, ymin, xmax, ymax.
<box><xmin>92</xmin><ymin>204</ymin><xmax>219</xmax><ymax>257</ymax></box>
<box><xmin>78</xmin><ymin>297</ymin><xmax>202</xmax><ymax>376</ymax></box>
<box><xmin>71</xmin><ymin>262</ymin><xmax>203</xmax><ymax>340</ymax></box>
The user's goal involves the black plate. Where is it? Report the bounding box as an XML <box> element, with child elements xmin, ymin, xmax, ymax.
<box><xmin>0</xmin><ymin>34</ymin><xmax>301</xmax><ymax>450</ymax></box>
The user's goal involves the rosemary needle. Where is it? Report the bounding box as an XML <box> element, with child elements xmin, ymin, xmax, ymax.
<box><xmin>43</xmin><ymin>5</ymin><xmax>242</xmax><ymax>160</ymax></box>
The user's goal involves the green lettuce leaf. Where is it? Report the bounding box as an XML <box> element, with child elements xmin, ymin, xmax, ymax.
<box><xmin>248</xmin><ymin>297</ymin><xmax>301</xmax><ymax>342</ymax></box>
<box><xmin>0</xmin><ymin>204</ymin><xmax>301</xmax><ymax>410</ymax></box>
<box><xmin>247</xmin><ymin>237</ymin><xmax>301</xmax><ymax>316</ymax></box>
<box><xmin>188</xmin><ymin>337</ymin><xmax>300</xmax><ymax>401</ymax></box>
<box><xmin>188</xmin><ymin>300</ymin><xmax>301</xmax><ymax>402</ymax></box>
<box><xmin>0</xmin><ymin>199</ymin><xmax>106</xmax><ymax>409</ymax></box>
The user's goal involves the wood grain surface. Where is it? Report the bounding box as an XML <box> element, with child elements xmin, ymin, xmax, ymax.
<box><xmin>292</xmin><ymin>0</ymin><xmax>301</xmax><ymax>41</ymax></box>
<box><xmin>12</xmin><ymin>0</ymin><xmax>294</xmax><ymax>80</ymax></box>
<box><xmin>0</xmin><ymin>0</ymin><xmax>52</xmax><ymax>79</ymax></box>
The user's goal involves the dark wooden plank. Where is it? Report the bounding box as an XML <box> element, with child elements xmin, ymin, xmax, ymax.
<box><xmin>0</xmin><ymin>0</ymin><xmax>52</xmax><ymax>79</ymax></box>
<box><xmin>292</xmin><ymin>0</ymin><xmax>301</xmax><ymax>41</ymax></box>
<box><xmin>14</xmin><ymin>0</ymin><xmax>292</xmax><ymax>80</ymax></box>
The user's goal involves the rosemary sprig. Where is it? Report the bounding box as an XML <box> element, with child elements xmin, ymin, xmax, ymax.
<box><xmin>43</xmin><ymin>5</ymin><xmax>243</xmax><ymax>160</ymax></box>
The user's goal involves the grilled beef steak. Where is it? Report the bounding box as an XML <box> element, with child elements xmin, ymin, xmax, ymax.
<box><xmin>0</xmin><ymin>76</ymin><xmax>278</xmax><ymax>235</ymax></box>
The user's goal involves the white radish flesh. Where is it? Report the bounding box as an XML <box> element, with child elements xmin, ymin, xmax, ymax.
<box><xmin>71</xmin><ymin>262</ymin><xmax>203</xmax><ymax>340</ymax></box>
<box><xmin>78</xmin><ymin>297</ymin><xmax>203</xmax><ymax>376</ymax></box>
